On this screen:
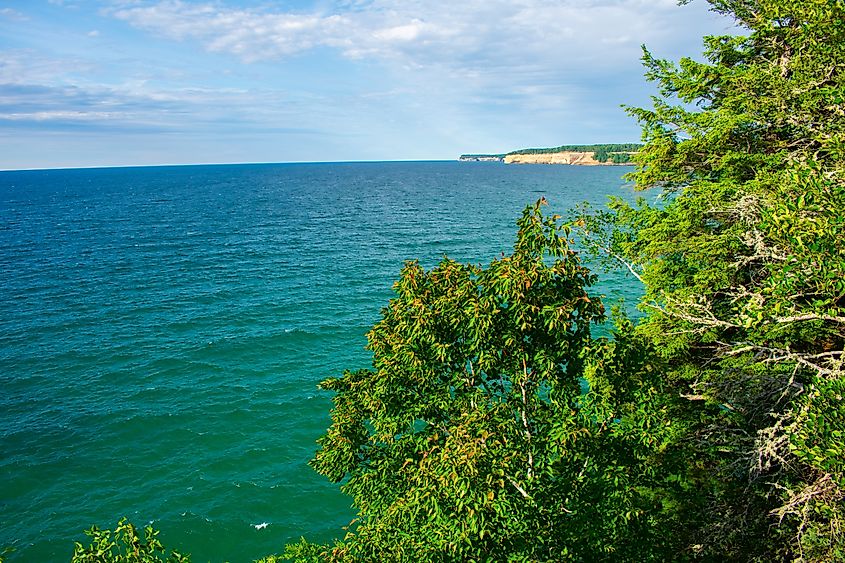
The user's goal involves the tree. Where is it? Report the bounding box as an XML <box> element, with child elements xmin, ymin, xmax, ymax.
<box><xmin>579</xmin><ymin>0</ymin><xmax>845</xmax><ymax>559</ymax></box>
<box><xmin>593</xmin><ymin>147</ymin><xmax>610</xmax><ymax>162</ymax></box>
<box><xmin>308</xmin><ymin>200</ymin><xmax>600</xmax><ymax>560</ymax></box>
<box><xmin>300</xmin><ymin>201</ymin><xmax>705</xmax><ymax>561</ymax></box>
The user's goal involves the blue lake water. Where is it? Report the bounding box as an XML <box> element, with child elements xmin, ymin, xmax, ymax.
<box><xmin>0</xmin><ymin>161</ymin><xmax>640</xmax><ymax>561</ymax></box>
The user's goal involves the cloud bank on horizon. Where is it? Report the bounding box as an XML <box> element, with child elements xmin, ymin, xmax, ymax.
<box><xmin>0</xmin><ymin>0</ymin><xmax>736</xmax><ymax>169</ymax></box>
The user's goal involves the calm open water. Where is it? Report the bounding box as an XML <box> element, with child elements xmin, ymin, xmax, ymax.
<box><xmin>0</xmin><ymin>161</ymin><xmax>639</xmax><ymax>561</ymax></box>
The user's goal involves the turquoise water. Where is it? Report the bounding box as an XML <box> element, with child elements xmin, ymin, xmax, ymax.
<box><xmin>0</xmin><ymin>162</ymin><xmax>638</xmax><ymax>561</ymax></box>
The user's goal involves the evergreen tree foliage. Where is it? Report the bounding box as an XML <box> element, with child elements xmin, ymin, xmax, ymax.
<box><xmin>593</xmin><ymin>147</ymin><xmax>610</xmax><ymax>162</ymax></box>
<box><xmin>579</xmin><ymin>0</ymin><xmax>845</xmax><ymax>559</ymax></box>
<box><xmin>507</xmin><ymin>143</ymin><xmax>641</xmax><ymax>156</ymax></box>
<box><xmin>608</xmin><ymin>152</ymin><xmax>633</xmax><ymax>164</ymax></box>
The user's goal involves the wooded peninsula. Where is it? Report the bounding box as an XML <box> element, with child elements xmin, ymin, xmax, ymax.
<box><xmin>459</xmin><ymin>143</ymin><xmax>642</xmax><ymax>165</ymax></box>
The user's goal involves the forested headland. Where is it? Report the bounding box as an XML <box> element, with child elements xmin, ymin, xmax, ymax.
<box><xmin>458</xmin><ymin>143</ymin><xmax>641</xmax><ymax>164</ymax></box>
<box><xmin>38</xmin><ymin>0</ymin><xmax>845</xmax><ymax>561</ymax></box>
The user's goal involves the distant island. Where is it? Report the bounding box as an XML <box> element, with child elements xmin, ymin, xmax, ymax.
<box><xmin>459</xmin><ymin>143</ymin><xmax>641</xmax><ymax>165</ymax></box>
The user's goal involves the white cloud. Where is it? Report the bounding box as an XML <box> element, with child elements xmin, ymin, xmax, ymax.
<box><xmin>0</xmin><ymin>7</ymin><xmax>29</xmax><ymax>21</ymax></box>
<box><xmin>109</xmin><ymin>0</ymin><xmax>730</xmax><ymax>71</ymax></box>
<box><xmin>0</xmin><ymin>110</ymin><xmax>128</xmax><ymax>121</ymax></box>
<box><xmin>0</xmin><ymin>60</ymin><xmax>330</xmax><ymax>137</ymax></box>
<box><xmin>0</xmin><ymin>51</ymin><xmax>93</xmax><ymax>86</ymax></box>
<box><xmin>373</xmin><ymin>22</ymin><xmax>425</xmax><ymax>43</ymax></box>
<box><xmin>109</xmin><ymin>1</ymin><xmax>348</xmax><ymax>61</ymax></box>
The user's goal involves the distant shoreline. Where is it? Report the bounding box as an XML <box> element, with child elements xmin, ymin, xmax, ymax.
<box><xmin>459</xmin><ymin>143</ymin><xmax>641</xmax><ymax>165</ymax></box>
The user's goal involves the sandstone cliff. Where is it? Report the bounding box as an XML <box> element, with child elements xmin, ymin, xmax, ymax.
<box><xmin>504</xmin><ymin>152</ymin><xmax>604</xmax><ymax>165</ymax></box>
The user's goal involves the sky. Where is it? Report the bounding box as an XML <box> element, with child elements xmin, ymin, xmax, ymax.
<box><xmin>0</xmin><ymin>0</ymin><xmax>737</xmax><ymax>169</ymax></box>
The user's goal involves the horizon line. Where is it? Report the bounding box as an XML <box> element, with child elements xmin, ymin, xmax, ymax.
<box><xmin>0</xmin><ymin>158</ymin><xmax>471</xmax><ymax>173</ymax></box>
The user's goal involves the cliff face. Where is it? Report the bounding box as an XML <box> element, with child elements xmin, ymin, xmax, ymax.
<box><xmin>458</xmin><ymin>155</ymin><xmax>505</xmax><ymax>162</ymax></box>
<box><xmin>504</xmin><ymin>151</ymin><xmax>604</xmax><ymax>165</ymax></box>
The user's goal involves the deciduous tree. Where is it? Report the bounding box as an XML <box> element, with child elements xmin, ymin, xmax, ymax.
<box><xmin>301</xmin><ymin>202</ymin><xmax>698</xmax><ymax>561</ymax></box>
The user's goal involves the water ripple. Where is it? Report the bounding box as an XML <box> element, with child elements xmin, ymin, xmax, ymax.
<box><xmin>0</xmin><ymin>162</ymin><xmax>638</xmax><ymax>561</ymax></box>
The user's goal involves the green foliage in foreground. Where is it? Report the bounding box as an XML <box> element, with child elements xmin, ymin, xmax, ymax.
<box><xmin>68</xmin><ymin>520</ymin><xmax>293</xmax><ymax>563</ymax></box>
<box><xmin>294</xmin><ymin>203</ymin><xmax>711</xmax><ymax>562</ymax></box>
<box><xmin>70</xmin><ymin>519</ymin><xmax>189</xmax><ymax>563</ymax></box>
<box><xmin>305</xmin><ymin>201</ymin><xmax>695</xmax><ymax>561</ymax></box>
<box><xmin>577</xmin><ymin>0</ymin><xmax>845</xmax><ymax>559</ymax></box>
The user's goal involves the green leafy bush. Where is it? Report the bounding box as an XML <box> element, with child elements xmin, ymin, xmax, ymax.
<box><xmin>70</xmin><ymin>519</ymin><xmax>189</xmax><ymax>563</ymax></box>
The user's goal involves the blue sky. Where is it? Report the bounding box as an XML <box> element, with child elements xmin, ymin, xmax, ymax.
<box><xmin>0</xmin><ymin>0</ymin><xmax>736</xmax><ymax>169</ymax></box>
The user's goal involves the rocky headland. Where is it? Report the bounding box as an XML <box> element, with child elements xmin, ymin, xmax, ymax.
<box><xmin>459</xmin><ymin>143</ymin><xmax>641</xmax><ymax>165</ymax></box>
<box><xmin>504</xmin><ymin>151</ymin><xmax>604</xmax><ymax>165</ymax></box>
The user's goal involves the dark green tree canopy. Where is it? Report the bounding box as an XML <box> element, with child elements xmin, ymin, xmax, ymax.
<box><xmin>310</xmin><ymin>201</ymin><xmax>608</xmax><ymax>560</ymax></box>
<box><xmin>300</xmin><ymin>202</ymin><xmax>713</xmax><ymax>561</ymax></box>
<box><xmin>577</xmin><ymin>0</ymin><xmax>845</xmax><ymax>559</ymax></box>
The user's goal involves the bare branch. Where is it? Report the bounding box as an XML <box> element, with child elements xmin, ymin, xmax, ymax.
<box><xmin>520</xmin><ymin>359</ymin><xmax>535</xmax><ymax>480</ymax></box>
<box><xmin>506</xmin><ymin>475</ymin><xmax>531</xmax><ymax>500</ymax></box>
<box><xmin>597</xmin><ymin>244</ymin><xmax>645</xmax><ymax>283</ymax></box>
<box><xmin>643</xmin><ymin>299</ymin><xmax>739</xmax><ymax>329</ymax></box>
<box><xmin>775</xmin><ymin>313</ymin><xmax>845</xmax><ymax>326</ymax></box>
